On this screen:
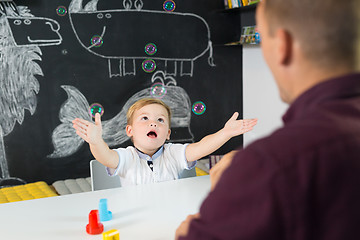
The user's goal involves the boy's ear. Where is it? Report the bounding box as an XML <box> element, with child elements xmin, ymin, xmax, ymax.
<box><xmin>126</xmin><ymin>125</ymin><xmax>133</xmax><ymax>137</ymax></box>
<box><xmin>166</xmin><ymin>128</ymin><xmax>171</xmax><ymax>140</ymax></box>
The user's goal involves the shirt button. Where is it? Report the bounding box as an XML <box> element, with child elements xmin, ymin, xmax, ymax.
<box><xmin>146</xmin><ymin>157</ymin><xmax>150</xmax><ymax>160</ymax></box>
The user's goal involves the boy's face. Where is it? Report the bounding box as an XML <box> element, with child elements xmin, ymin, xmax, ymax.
<box><xmin>126</xmin><ymin>104</ymin><xmax>171</xmax><ymax>155</ymax></box>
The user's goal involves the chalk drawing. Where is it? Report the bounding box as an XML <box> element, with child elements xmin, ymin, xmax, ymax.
<box><xmin>68</xmin><ymin>0</ymin><xmax>215</xmax><ymax>78</ymax></box>
<box><xmin>49</xmin><ymin>71</ymin><xmax>194</xmax><ymax>158</ymax></box>
<box><xmin>0</xmin><ymin>1</ymin><xmax>62</xmax><ymax>187</ymax></box>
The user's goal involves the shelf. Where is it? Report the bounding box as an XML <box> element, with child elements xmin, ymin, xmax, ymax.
<box><xmin>213</xmin><ymin>41</ymin><xmax>260</xmax><ymax>47</ymax></box>
<box><xmin>211</xmin><ymin>2</ymin><xmax>258</xmax><ymax>47</ymax></box>
<box><xmin>213</xmin><ymin>43</ymin><xmax>242</xmax><ymax>47</ymax></box>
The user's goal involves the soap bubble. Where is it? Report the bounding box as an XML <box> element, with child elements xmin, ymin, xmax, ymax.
<box><xmin>142</xmin><ymin>59</ymin><xmax>156</xmax><ymax>73</ymax></box>
<box><xmin>192</xmin><ymin>101</ymin><xmax>206</xmax><ymax>115</ymax></box>
<box><xmin>90</xmin><ymin>35</ymin><xmax>103</xmax><ymax>47</ymax></box>
<box><xmin>145</xmin><ymin>43</ymin><xmax>157</xmax><ymax>56</ymax></box>
<box><xmin>56</xmin><ymin>6</ymin><xmax>67</xmax><ymax>16</ymax></box>
<box><xmin>89</xmin><ymin>103</ymin><xmax>104</xmax><ymax>118</ymax></box>
<box><xmin>150</xmin><ymin>82</ymin><xmax>167</xmax><ymax>98</ymax></box>
<box><xmin>163</xmin><ymin>0</ymin><xmax>176</xmax><ymax>12</ymax></box>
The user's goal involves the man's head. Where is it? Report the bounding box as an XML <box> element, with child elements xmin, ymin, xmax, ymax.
<box><xmin>126</xmin><ymin>98</ymin><xmax>172</xmax><ymax>155</ymax></box>
<box><xmin>256</xmin><ymin>0</ymin><xmax>360</xmax><ymax>103</ymax></box>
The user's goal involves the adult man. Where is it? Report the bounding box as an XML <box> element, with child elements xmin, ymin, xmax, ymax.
<box><xmin>176</xmin><ymin>0</ymin><xmax>360</xmax><ymax>239</ymax></box>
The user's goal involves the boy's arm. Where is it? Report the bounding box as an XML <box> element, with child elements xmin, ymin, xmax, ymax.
<box><xmin>72</xmin><ymin>113</ymin><xmax>119</xmax><ymax>169</ymax></box>
<box><xmin>89</xmin><ymin>140</ymin><xmax>119</xmax><ymax>169</ymax></box>
<box><xmin>185</xmin><ymin>112</ymin><xmax>257</xmax><ymax>162</ymax></box>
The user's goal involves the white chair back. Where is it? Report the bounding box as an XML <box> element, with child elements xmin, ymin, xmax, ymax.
<box><xmin>90</xmin><ymin>160</ymin><xmax>121</xmax><ymax>191</ymax></box>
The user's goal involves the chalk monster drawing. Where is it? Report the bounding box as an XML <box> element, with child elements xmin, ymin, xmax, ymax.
<box><xmin>68</xmin><ymin>0</ymin><xmax>215</xmax><ymax>77</ymax></box>
<box><xmin>0</xmin><ymin>1</ymin><xmax>62</xmax><ymax>186</ymax></box>
<box><xmin>49</xmin><ymin>71</ymin><xmax>194</xmax><ymax>158</ymax></box>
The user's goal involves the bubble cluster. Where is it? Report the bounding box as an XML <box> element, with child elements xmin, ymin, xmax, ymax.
<box><xmin>142</xmin><ymin>59</ymin><xmax>156</xmax><ymax>73</ymax></box>
<box><xmin>192</xmin><ymin>101</ymin><xmax>206</xmax><ymax>115</ymax></box>
<box><xmin>150</xmin><ymin>82</ymin><xmax>167</xmax><ymax>98</ymax></box>
<box><xmin>145</xmin><ymin>43</ymin><xmax>157</xmax><ymax>56</ymax></box>
<box><xmin>90</xmin><ymin>35</ymin><xmax>104</xmax><ymax>47</ymax></box>
<box><xmin>56</xmin><ymin>6</ymin><xmax>67</xmax><ymax>16</ymax></box>
<box><xmin>163</xmin><ymin>0</ymin><xmax>176</xmax><ymax>12</ymax></box>
<box><xmin>89</xmin><ymin>103</ymin><xmax>104</xmax><ymax>118</ymax></box>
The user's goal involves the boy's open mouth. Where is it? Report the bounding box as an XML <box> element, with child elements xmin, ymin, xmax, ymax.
<box><xmin>147</xmin><ymin>131</ymin><xmax>157</xmax><ymax>138</ymax></box>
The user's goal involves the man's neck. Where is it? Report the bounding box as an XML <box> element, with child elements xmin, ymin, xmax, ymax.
<box><xmin>290</xmin><ymin>64</ymin><xmax>353</xmax><ymax>103</ymax></box>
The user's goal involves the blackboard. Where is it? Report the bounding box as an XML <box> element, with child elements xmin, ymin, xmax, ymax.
<box><xmin>0</xmin><ymin>0</ymin><xmax>243</xmax><ymax>185</ymax></box>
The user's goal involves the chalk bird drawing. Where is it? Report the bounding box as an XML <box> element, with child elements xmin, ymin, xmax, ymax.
<box><xmin>68</xmin><ymin>0</ymin><xmax>215</xmax><ymax>78</ymax></box>
<box><xmin>49</xmin><ymin>71</ymin><xmax>194</xmax><ymax>158</ymax></box>
<box><xmin>0</xmin><ymin>1</ymin><xmax>62</xmax><ymax>187</ymax></box>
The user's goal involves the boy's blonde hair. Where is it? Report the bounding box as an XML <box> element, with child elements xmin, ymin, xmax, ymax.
<box><xmin>126</xmin><ymin>98</ymin><xmax>172</xmax><ymax>127</ymax></box>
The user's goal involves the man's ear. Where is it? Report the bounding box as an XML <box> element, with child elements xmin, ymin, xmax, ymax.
<box><xmin>166</xmin><ymin>129</ymin><xmax>171</xmax><ymax>140</ymax></box>
<box><xmin>276</xmin><ymin>29</ymin><xmax>293</xmax><ymax>66</ymax></box>
<box><xmin>126</xmin><ymin>125</ymin><xmax>133</xmax><ymax>137</ymax></box>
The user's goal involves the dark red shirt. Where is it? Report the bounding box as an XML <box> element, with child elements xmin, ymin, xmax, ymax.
<box><xmin>181</xmin><ymin>73</ymin><xmax>360</xmax><ymax>240</ymax></box>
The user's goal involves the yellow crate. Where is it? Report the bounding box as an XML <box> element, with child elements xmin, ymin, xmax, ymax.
<box><xmin>0</xmin><ymin>181</ymin><xmax>58</xmax><ymax>204</ymax></box>
<box><xmin>195</xmin><ymin>167</ymin><xmax>209</xmax><ymax>176</ymax></box>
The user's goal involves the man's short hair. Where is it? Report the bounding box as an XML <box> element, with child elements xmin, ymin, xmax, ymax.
<box><xmin>263</xmin><ymin>0</ymin><xmax>359</xmax><ymax>70</ymax></box>
<box><xmin>126</xmin><ymin>98</ymin><xmax>172</xmax><ymax>127</ymax></box>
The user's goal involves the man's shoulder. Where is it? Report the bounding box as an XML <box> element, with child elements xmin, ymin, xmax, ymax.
<box><xmin>246</xmin><ymin>115</ymin><xmax>360</xmax><ymax>162</ymax></box>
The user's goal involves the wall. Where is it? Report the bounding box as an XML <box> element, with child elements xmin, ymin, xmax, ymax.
<box><xmin>242</xmin><ymin>46</ymin><xmax>288</xmax><ymax>147</ymax></box>
<box><xmin>0</xmin><ymin>0</ymin><xmax>244</xmax><ymax>184</ymax></box>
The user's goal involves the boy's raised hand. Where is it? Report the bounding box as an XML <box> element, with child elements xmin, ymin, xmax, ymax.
<box><xmin>223</xmin><ymin>112</ymin><xmax>257</xmax><ymax>137</ymax></box>
<box><xmin>72</xmin><ymin>113</ymin><xmax>103</xmax><ymax>145</ymax></box>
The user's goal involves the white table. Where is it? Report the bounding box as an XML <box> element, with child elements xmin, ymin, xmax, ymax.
<box><xmin>0</xmin><ymin>175</ymin><xmax>210</xmax><ymax>240</ymax></box>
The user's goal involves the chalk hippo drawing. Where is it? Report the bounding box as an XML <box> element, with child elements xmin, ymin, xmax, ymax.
<box><xmin>0</xmin><ymin>1</ymin><xmax>62</xmax><ymax>186</ymax></box>
<box><xmin>49</xmin><ymin>71</ymin><xmax>194</xmax><ymax>158</ymax></box>
<box><xmin>68</xmin><ymin>0</ymin><xmax>215</xmax><ymax>77</ymax></box>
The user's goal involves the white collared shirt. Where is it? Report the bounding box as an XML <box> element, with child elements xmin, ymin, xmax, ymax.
<box><xmin>106</xmin><ymin>143</ymin><xmax>196</xmax><ymax>186</ymax></box>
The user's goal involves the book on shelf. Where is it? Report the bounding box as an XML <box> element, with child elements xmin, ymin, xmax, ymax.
<box><xmin>231</xmin><ymin>0</ymin><xmax>237</xmax><ymax>8</ymax></box>
<box><xmin>224</xmin><ymin>0</ymin><xmax>260</xmax><ymax>10</ymax></box>
<box><xmin>225</xmin><ymin>0</ymin><xmax>244</xmax><ymax>9</ymax></box>
<box><xmin>227</xmin><ymin>0</ymin><xmax>232</xmax><ymax>9</ymax></box>
<box><xmin>231</xmin><ymin>0</ymin><xmax>239</xmax><ymax>8</ymax></box>
<box><xmin>248</xmin><ymin>0</ymin><xmax>261</xmax><ymax>5</ymax></box>
<box><xmin>242</xmin><ymin>0</ymin><xmax>249</xmax><ymax>6</ymax></box>
<box><xmin>224</xmin><ymin>0</ymin><xmax>229</xmax><ymax>9</ymax></box>
<box><xmin>223</xmin><ymin>26</ymin><xmax>260</xmax><ymax>46</ymax></box>
<box><xmin>239</xmin><ymin>25</ymin><xmax>261</xmax><ymax>45</ymax></box>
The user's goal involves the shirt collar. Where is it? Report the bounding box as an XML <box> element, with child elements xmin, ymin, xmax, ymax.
<box><xmin>282</xmin><ymin>72</ymin><xmax>360</xmax><ymax>124</ymax></box>
<box><xmin>135</xmin><ymin>145</ymin><xmax>164</xmax><ymax>161</ymax></box>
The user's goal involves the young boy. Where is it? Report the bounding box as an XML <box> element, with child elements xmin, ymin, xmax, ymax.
<box><xmin>72</xmin><ymin>98</ymin><xmax>257</xmax><ymax>186</ymax></box>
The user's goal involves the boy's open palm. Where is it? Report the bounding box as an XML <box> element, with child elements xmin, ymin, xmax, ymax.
<box><xmin>224</xmin><ymin>112</ymin><xmax>257</xmax><ymax>137</ymax></box>
<box><xmin>72</xmin><ymin>113</ymin><xmax>103</xmax><ymax>145</ymax></box>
